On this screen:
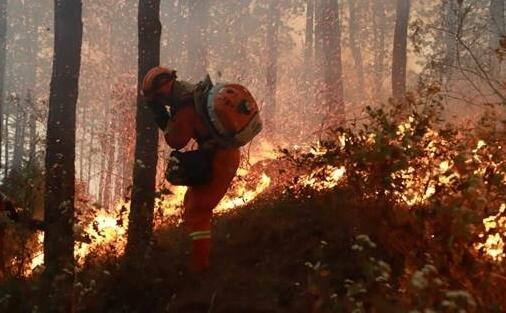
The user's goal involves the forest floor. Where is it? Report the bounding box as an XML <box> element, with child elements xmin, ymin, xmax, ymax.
<box><xmin>74</xmin><ymin>186</ymin><xmax>418</xmax><ymax>313</ymax></box>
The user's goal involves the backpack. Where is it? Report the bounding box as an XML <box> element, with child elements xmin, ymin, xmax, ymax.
<box><xmin>194</xmin><ymin>75</ymin><xmax>263</xmax><ymax>148</ymax></box>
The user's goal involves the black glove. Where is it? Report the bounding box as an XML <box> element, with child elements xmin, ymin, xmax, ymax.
<box><xmin>147</xmin><ymin>99</ymin><xmax>170</xmax><ymax>131</ymax></box>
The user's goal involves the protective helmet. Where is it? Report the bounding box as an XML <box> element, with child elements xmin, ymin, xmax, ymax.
<box><xmin>142</xmin><ymin>66</ymin><xmax>177</xmax><ymax>98</ymax></box>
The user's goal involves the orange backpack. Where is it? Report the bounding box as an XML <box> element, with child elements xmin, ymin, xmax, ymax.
<box><xmin>195</xmin><ymin>76</ymin><xmax>262</xmax><ymax>148</ymax></box>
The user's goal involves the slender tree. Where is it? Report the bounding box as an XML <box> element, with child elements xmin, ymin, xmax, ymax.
<box><xmin>489</xmin><ymin>0</ymin><xmax>505</xmax><ymax>77</ymax></box>
<box><xmin>12</xmin><ymin>95</ymin><xmax>26</xmax><ymax>171</ymax></box>
<box><xmin>265</xmin><ymin>1</ymin><xmax>279</xmax><ymax>132</ymax></box>
<box><xmin>123</xmin><ymin>0</ymin><xmax>161</xmax><ymax>271</ymax></box>
<box><xmin>441</xmin><ymin>0</ymin><xmax>459</xmax><ymax>82</ymax></box>
<box><xmin>373</xmin><ymin>0</ymin><xmax>386</xmax><ymax>99</ymax></box>
<box><xmin>42</xmin><ymin>0</ymin><xmax>82</xmax><ymax>311</ymax></box>
<box><xmin>305</xmin><ymin>0</ymin><xmax>315</xmax><ymax>68</ymax></box>
<box><xmin>348</xmin><ymin>0</ymin><xmax>365</xmax><ymax>96</ymax></box>
<box><xmin>391</xmin><ymin>0</ymin><xmax>410</xmax><ymax>101</ymax></box>
<box><xmin>0</xmin><ymin>0</ymin><xmax>6</xmax><ymax>167</ymax></box>
<box><xmin>302</xmin><ymin>0</ymin><xmax>315</xmax><ymax>121</ymax></box>
<box><xmin>315</xmin><ymin>0</ymin><xmax>344</xmax><ymax>116</ymax></box>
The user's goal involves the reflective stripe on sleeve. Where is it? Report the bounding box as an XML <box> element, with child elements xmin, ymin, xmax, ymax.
<box><xmin>190</xmin><ymin>230</ymin><xmax>211</xmax><ymax>240</ymax></box>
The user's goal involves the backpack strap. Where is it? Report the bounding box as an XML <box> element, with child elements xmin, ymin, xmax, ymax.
<box><xmin>169</xmin><ymin>80</ymin><xmax>197</xmax><ymax>115</ymax></box>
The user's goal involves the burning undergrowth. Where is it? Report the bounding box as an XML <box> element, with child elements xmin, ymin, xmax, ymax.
<box><xmin>3</xmin><ymin>99</ymin><xmax>506</xmax><ymax>311</ymax></box>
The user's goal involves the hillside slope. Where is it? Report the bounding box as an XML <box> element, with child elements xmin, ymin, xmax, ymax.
<box><xmin>79</xmin><ymin>186</ymin><xmax>422</xmax><ymax>313</ymax></box>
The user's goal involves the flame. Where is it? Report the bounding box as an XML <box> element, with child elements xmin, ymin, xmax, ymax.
<box><xmin>476</xmin><ymin>203</ymin><xmax>506</xmax><ymax>261</ymax></box>
<box><xmin>22</xmin><ymin>130</ymin><xmax>506</xmax><ymax>275</ymax></box>
<box><xmin>216</xmin><ymin>173</ymin><xmax>271</xmax><ymax>213</ymax></box>
<box><xmin>26</xmin><ymin>151</ymin><xmax>276</xmax><ymax>275</ymax></box>
<box><xmin>300</xmin><ymin>165</ymin><xmax>346</xmax><ymax>191</ymax></box>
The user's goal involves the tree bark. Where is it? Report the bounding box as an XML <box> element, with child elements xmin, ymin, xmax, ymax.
<box><xmin>86</xmin><ymin>121</ymin><xmax>94</xmax><ymax>194</ymax></box>
<box><xmin>27</xmin><ymin>91</ymin><xmax>37</xmax><ymax>162</ymax></box>
<box><xmin>42</xmin><ymin>0</ymin><xmax>82</xmax><ymax>312</ymax></box>
<box><xmin>12</xmin><ymin>96</ymin><xmax>26</xmax><ymax>172</ymax></box>
<box><xmin>441</xmin><ymin>0</ymin><xmax>459</xmax><ymax>82</ymax></box>
<box><xmin>305</xmin><ymin>0</ymin><xmax>315</xmax><ymax>68</ymax></box>
<box><xmin>3</xmin><ymin>110</ymin><xmax>8</xmax><ymax>176</ymax></box>
<box><xmin>373</xmin><ymin>0</ymin><xmax>386</xmax><ymax>99</ymax></box>
<box><xmin>348</xmin><ymin>0</ymin><xmax>365</xmax><ymax>96</ymax></box>
<box><xmin>489</xmin><ymin>0</ymin><xmax>505</xmax><ymax>77</ymax></box>
<box><xmin>265</xmin><ymin>1</ymin><xmax>279</xmax><ymax>133</ymax></box>
<box><xmin>123</xmin><ymin>0</ymin><xmax>161</xmax><ymax>271</ymax></box>
<box><xmin>102</xmin><ymin>118</ymin><xmax>116</xmax><ymax>209</ymax></box>
<box><xmin>315</xmin><ymin>0</ymin><xmax>344</xmax><ymax>116</ymax></box>
<box><xmin>391</xmin><ymin>0</ymin><xmax>410</xmax><ymax>101</ymax></box>
<box><xmin>0</xmin><ymin>0</ymin><xmax>6</xmax><ymax>167</ymax></box>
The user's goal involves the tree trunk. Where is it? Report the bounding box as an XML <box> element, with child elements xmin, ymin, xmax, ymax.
<box><xmin>348</xmin><ymin>0</ymin><xmax>365</xmax><ymax>97</ymax></box>
<box><xmin>305</xmin><ymin>0</ymin><xmax>315</xmax><ymax>68</ymax></box>
<box><xmin>102</xmin><ymin>118</ymin><xmax>116</xmax><ymax>209</ymax></box>
<box><xmin>186</xmin><ymin>0</ymin><xmax>208</xmax><ymax>80</ymax></box>
<box><xmin>315</xmin><ymin>0</ymin><xmax>344</xmax><ymax>117</ymax></box>
<box><xmin>303</xmin><ymin>0</ymin><xmax>315</xmax><ymax>125</ymax></box>
<box><xmin>86</xmin><ymin>122</ymin><xmax>94</xmax><ymax>194</ymax></box>
<box><xmin>391</xmin><ymin>0</ymin><xmax>410</xmax><ymax>101</ymax></box>
<box><xmin>123</xmin><ymin>0</ymin><xmax>161</xmax><ymax>271</ymax></box>
<box><xmin>3</xmin><ymin>110</ymin><xmax>8</xmax><ymax>176</ymax></box>
<box><xmin>98</xmin><ymin>133</ymin><xmax>107</xmax><ymax>204</ymax></box>
<box><xmin>78</xmin><ymin>105</ymin><xmax>86</xmax><ymax>182</ymax></box>
<box><xmin>12</xmin><ymin>96</ymin><xmax>25</xmax><ymax>172</ymax></box>
<box><xmin>373</xmin><ymin>0</ymin><xmax>386</xmax><ymax>99</ymax></box>
<box><xmin>489</xmin><ymin>0</ymin><xmax>505</xmax><ymax>77</ymax></box>
<box><xmin>28</xmin><ymin>109</ymin><xmax>36</xmax><ymax>162</ymax></box>
<box><xmin>0</xmin><ymin>0</ymin><xmax>6</xmax><ymax>166</ymax></box>
<box><xmin>441</xmin><ymin>0</ymin><xmax>459</xmax><ymax>82</ymax></box>
<box><xmin>42</xmin><ymin>0</ymin><xmax>82</xmax><ymax>312</ymax></box>
<box><xmin>26</xmin><ymin>90</ymin><xmax>37</xmax><ymax>163</ymax></box>
<box><xmin>265</xmin><ymin>1</ymin><xmax>279</xmax><ymax>133</ymax></box>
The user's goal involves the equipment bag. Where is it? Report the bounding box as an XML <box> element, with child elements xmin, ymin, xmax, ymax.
<box><xmin>165</xmin><ymin>149</ymin><xmax>215</xmax><ymax>186</ymax></box>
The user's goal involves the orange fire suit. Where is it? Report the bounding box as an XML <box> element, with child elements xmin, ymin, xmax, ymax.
<box><xmin>160</xmin><ymin>82</ymin><xmax>240</xmax><ymax>272</ymax></box>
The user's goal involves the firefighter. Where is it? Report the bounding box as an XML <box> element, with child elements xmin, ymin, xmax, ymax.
<box><xmin>143</xmin><ymin>67</ymin><xmax>261</xmax><ymax>272</ymax></box>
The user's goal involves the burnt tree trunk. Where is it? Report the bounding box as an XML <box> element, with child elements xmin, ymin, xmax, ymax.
<box><xmin>78</xmin><ymin>104</ymin><xmax>86</xmax><ymax>182</ymax></box>
<box><xmin>123</xmin><ymin>0</ymin><xmax>161</xmax><ymax>271</ymax></box>
<box><xmin>489</xmin><ymin>0</ymin><xmax>505</xmax><ymax>77</ymax></box>
<box><xmin>303</xmin><ymin>0</ymin><xmax>315</xmax><ymax>124</ymax></box>
<box><xmin>12</xmin><ymin>96</ymin><xmax>26</xmax><ymax>172</ymax></box>
<box><xmin>27</xmin><ymin>90</ymin><xmax>37</xmax><ymax>162</ymax></box>
<box><xmin>3</xmin><ymin>110</ymin><xmax>8</xmax><ymax>175</ymax></box>
<box><xmin>42</xmin><ymin>0</ymin><xmax>82</xmax><ymax>312</ymax></box>
<box><xmin>391</xmin><ymin>0</ymin><xmax>410</xmax><ymax>101</ymax></box>
<box><xmin>441</xmin><ymin>0</ymin><xmax>459</xmax><ymax>82</ymax></box>
<box><xmin>348</xmin><ymin>0</ymin><xmax>365</xmax><ymax>96</ymax></box>
<box><xmin>316</xmin><ymin>0</ymin><xmax>344</xmax><ymax>117</ymax></box>
<box><xmin>305</xmin><ymin>0</ymin><xmax>315</xmax><ymax>68</ymax></box>
<box><xmin>373</xmin><ymin>0</ymin><xmax>386</xmax><ymax>99</ymax></box>
<box><xmin>86</xmin><ymin>121</ymin><xmax>94</xmax><ymax>194</ymax></box>
<box><xmin>265</xmin><ymin>1</ymin><xmax>279</xmax><ymax>133</ymax></box>
<box><xmin>102</xmin><ymin>117</ymin><xmax>116</xmax><ymax>209</ymax></box>
<box><xmin>0</xmin><ymin>0</ymin><xmax>6</xmax><ymax>167</ymax></box>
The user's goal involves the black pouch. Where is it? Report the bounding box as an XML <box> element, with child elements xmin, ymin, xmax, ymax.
<box><xmin>166</xmin><ymin>149</ymin><xmax>215</xmax><ymax>186</ymax></box>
